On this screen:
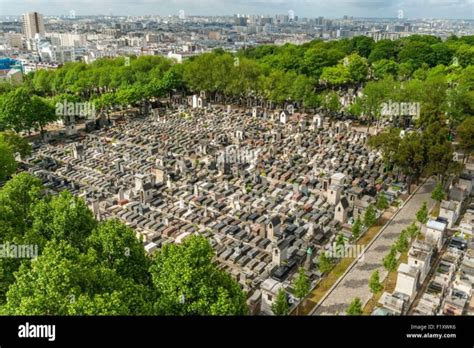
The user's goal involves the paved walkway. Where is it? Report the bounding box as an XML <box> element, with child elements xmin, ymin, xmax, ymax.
<box><xmin>311</xmin><ymin>178</ymin><xmax>436</xmax><ymax>315</ymax></box>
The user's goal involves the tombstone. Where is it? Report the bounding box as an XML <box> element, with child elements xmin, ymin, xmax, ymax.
<box><xmin>235</xmin><ymin>128</ymin><xmax>244</xmax><ymax>142</ymax></box>
<box><xmin>135</xmin><ymin>174</ymin><xmax>146</xmax><ymax>191</ymax></box>
<box><xmin>252</xmin><ymin>106</ymin><xmax>260</xmax><ymax>118</ymax></box>
<box><xmin>307</xmin><ymin>222</ymin><xmax>315</xmax><ymax>239</ymax></box>
<box><xmin>272</xmin><ymin>239</ymin><xmax>289</xmax><ymax>267</ymax></box>
<box><xmin>287</xmin><ymin>104</ymin><xmax>294</xmax><ymax>115</ymax></box>
<box><xmin>72</xmin><ymin>144</ymin><xmax>84</xmax><ymax>160</ymax></box>
<box><xmin>304</xmin><ymin>247</ymin><xmax>313</xmax><ymax>271</ymax></box>
<box><xmin>118</xmin><ymin>188</ymin><xmax>125</xmax><ymax>201</ymax></box>
<box><xmin>280</xmin><ymin>111</ymin><xmax>289</xmax><ymax>124</ymax></box>
<box><xmin>313</xmin><ymin>114</ymin><xmax>323</xmax><ymax>129</ymax></box>
<box><xmin>66</xmin><ymin>122</ymin><xmax>77</xmax><ymax>136</ymax></box>
<box><xmin>232</xmin><ymin>195</ymin><xmax>241</xmax><ymax>211</ymax></box>
<box><xmin>191</xmin><ymin>95</ymin><xmax>199</xmax><ymax>108</ymax></box>
<box><xmin>199</xmin><ymin>141</ymin><xmax>207</xmax><ymax>155</ymax></box>
<box><xmin>300</xmin><ymin>183</ymin><xmax>309</xmax><ymax>196</ymax></box>
<box><xmin>327</xmin><ymin>184</ymin><xmax>342</xmax><ymax>205</ymax></box>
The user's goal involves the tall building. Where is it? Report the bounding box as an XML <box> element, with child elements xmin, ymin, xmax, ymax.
<box><xmin>22</xmin><ymin>12</ymin><xmax>45</xmax><ymax>39</ymax></box>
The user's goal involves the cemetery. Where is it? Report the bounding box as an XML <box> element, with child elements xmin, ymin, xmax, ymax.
<box><xmin>23</xmin><ymin>103</ymin><xmax>402</xmax><ymax>310</ymax></box>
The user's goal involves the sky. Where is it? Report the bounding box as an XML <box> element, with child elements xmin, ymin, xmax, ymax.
<box><xmin>0</xmin><ymin>0</ymin><xmax>472</xmax><ymax>19</ymax></box>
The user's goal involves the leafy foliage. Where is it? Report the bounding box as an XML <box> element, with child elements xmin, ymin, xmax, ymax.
<box><xmin>346</xmin><ymin>297</ymin><xmax>363</xmax><ymax>315</ymax></box>
<box><xmin>272</xmin><ymin>288</ymin><xmax>289</xmax><ymax>316</ymax></box>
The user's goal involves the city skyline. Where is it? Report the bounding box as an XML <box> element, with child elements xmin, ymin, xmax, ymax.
<box><xmin>0</xmin><ymin>0</ymin><xmax>473</xmax><ymax>20</ymax></box>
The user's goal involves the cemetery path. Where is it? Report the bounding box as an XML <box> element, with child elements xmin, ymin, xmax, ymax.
<box><xmin>310</xmin><ymin>178</ymin><xmax>436</xmax><ymax>315</ymax></box>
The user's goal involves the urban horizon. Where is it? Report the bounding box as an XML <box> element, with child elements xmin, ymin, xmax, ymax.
<box><xmin>0</xmin><ymin>0</ymin><xmax>473</xmax><ymax>20</ymax></box>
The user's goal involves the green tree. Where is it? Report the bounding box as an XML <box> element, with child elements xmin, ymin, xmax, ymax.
<box><xmin>393</xmin><ymin>133</ymin><xmax>425</xmax><ymax>194</ymax></box>
<box><xmin>293</xmin><ymin>267</ymin><xmax>311</xmax><ymax>302</ymax></box>
<box><xmin>0</xmin><ymin>87</ymin><xmax>34</xmax><ymax>132</ymax></box>
<box><xmin>456</xmin><ymin>117</ymin><xmax>474</xmax><ymax>160</ymax></box>
<box><xmin>447</xmin><ymin>82</ymin><xmax>474</xmax><ymax>128</ymax></box>
<box><xmin>0</xmin><ymin>88</ymin><xmax>56</xmax><ymax>135</ymax></box>
<box><xmin>321</xmin><ymin>90</ymin><xmax>341</xmax><ymax>114</ymax></box>
<box><xmin>352</xmin><ymin>217</ymin><xmax>362</xmax><ymax>240</ymax></box>
<box><xmin>347</xmin><ymin>53</ymin><xmax>369</xmax><ymax>83</ymax></box>
<box><xmin>368</xmin><ymin>39</ymin><xmax>399</xmax><ymax>63</ymax></box>
<box><xmin>0</xmin><ymin>131</ymin><xmax>31</xmax><ymax>159</ymax></box>
<box><xmin>368</xmin><ymin>127</ymin><xmax>401</xmax><ymax>166</ymax></box>
<box><xmin>293</xmin><ymin>267</ymin><xmax>310</xmax><ymax>315</ymax></box>
<box><xmin>417</xmin><ymin>76</ymin><xmax>448</xmax><ymax>128</ymax></box>
<box><xmin>0</xmin><ymin>172</ymin><xmax>43</xmax><ymax>239</ymax></box>
<box><xmin>0</xmin><ymin>173</ymin><xmax>44</xmax><ymax>304</ymax></box>
<box><xmin>431</xmin><ymin>182</ymin><xmax>445</xmax><ymax>202</ymax></box>
<box><xmin>416</xmin><ymin>202</ymin><xmax>429</xmax><ymax>227</ymax></box>
<box><xmin>372</xmin><ymin>59</ymin><xmax>399</xmax><ymax>79</ymax></box>
<box><xmin>398</xmin><ymin>40</ymin><xmax>434</xmax><ymax>69</ymax></box>
<box><xmin>30</xmin><ymin>96</ymin><xmax>57</xmax><ymax>138</ymax></box>
<box><xmin>86</xmin><ymin>219</ymin><xmax>151</xmax><ymax>284</ymax></box>
<box><xmin>456</xmin><ymin>44</ymin><xmax>474</xmax><ymax>68</ymax></box>
<box><xmin>149</xmin><ymin>235</ymin><xmax>248</xmax><ymax>315</ymax></box>
<box><xmin>303</xmin><ymin>48</ymin><xmax>344</xmax><ymax>79</ymax></box>
<box><xmin>346</xmin><ymin>297</ymin><xmax>363</xmax><ymax>315</ymax></box>
<box><xmin>395</xmin><ymin>229</ymin><xmax>410</xmax><ymax>253</ymax></box>
<box><xmin>318</xmin><ymin>252</ymin><xmax>333</xmax><ymax>274</ymax></box>
<box><xmin>358</xmin><ymin>77</ymin><xmax>393</xmax><ymax>131</ymax></box>
<box><xmin>369</xmin><ymin>270</ymin><xmax>383</xmax><ymax>294</ymax></box>
<box><xmin>407</xmin><ymin>222</ymin><xmax>421</xmax><ymax>239</ymax></box>
<box><xmin>320</xmin><ymin>64</ymin><xmax>351</xmax><ymax>86</ymax></box>
<box><xmin>2</xmin><ymin>240</ymin><xmax>152</xmax><ymax>315</ymax></box>
<box><xmin>431</xmin><ymin>43</ymin><xmax>453</xmax><ymax>66</ymax></box>
<box><xmin>349</xmin><ymin>36</ymin><xmax>375</xmax><ymax>58</ymax></box>
<box><xmin>272</xmin><ymin>288</ymin><xmax>289</xmax><ymax>316</ymax></box>
<box><xmin>26</xmin><ymin>191</ymin><xmax>97</xmax><ymax>250</ymax></box>
<box><xmin>376</xmin><ymin>193</ymin><xmax>389</xmax><ymax>210</ymax></box>
<box><xmin>383</xmin><ymin>246</ymin><xmax>398</xmax><ymax>273</ymax></box>
<box><xmin>335</xmin><ymin>234</ymin><xmax>345</xmax><ymax>255</ymax></box>
<box><xmin>425</xmin><ymin>141</ymin><xmax>462</xmax><ymax>185</ymax></box>
<box><xmin>0</xmin><ymin>139</ymin><xmax>16</xmax><ymax>182</ymax></box>
<box><xmin>363</xmin><ymin>204</ymin><xmax>377</xmax><ymax>228</ymax></box>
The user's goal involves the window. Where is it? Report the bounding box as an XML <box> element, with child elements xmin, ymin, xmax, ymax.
<box><xmin>267</xmin><ymin>295</ymin><xmax>272</xmax><ymax>301</ymax></box>
<box><xmin>338</xmin><ymin>207</ymin><xmax>341</xmax><ymax>212</ymax></box>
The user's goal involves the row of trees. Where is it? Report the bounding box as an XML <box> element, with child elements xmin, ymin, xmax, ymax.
<box><xmin>0</xmin><ymin>173</ymin><xmax>248</xmax><ymax>315</ymax></box>
<box><xmin>0</xmin><ymin>35</ymin><xmax>472</xmax><ymax>135</ymax></box>
<box><xmin>347</xmin><ymin>209</ymin><xmax>426</xmax><ymax>315</ymax></box>
<box><xmin>368</xmin><ymin>120</ymin><xmax>469</xmax><ymax>193</ymax></box>
<box><xmin>243</xmin><ymin>35</ymin><xmax>474</xmax><ymax>78</ymax></box>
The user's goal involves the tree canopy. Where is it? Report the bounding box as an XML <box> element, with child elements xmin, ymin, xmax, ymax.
<box><xmin>0</xmin><ymin>174</ymin><xmax>248</xmax><ymax>315</ymax></box>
